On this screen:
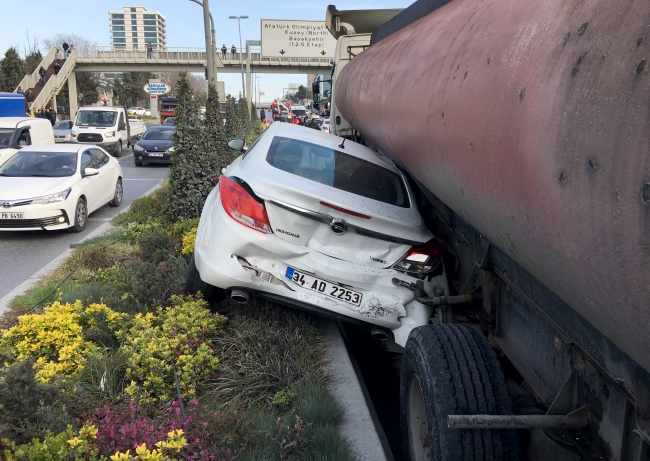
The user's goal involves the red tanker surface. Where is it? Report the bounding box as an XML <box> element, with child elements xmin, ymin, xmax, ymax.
<box><xmin>336</xmin><ymin>0</ymin><xmax>650</xmax><ymax>371</ymax></box>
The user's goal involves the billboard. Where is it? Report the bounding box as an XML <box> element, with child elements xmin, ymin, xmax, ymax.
<box><xmin>143</xmin><ymin>82</ymin><xmax>171</xmax><ymax>95</ymax></box>
<box><xmin>261</xmin><ymin>20</ymin><xmax>336</xmax><ymax>59</ymax></box>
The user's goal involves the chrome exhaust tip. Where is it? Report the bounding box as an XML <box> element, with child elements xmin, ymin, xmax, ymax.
<box><xmin>230</xmin><ymin>288</ymin><xmax>250</xmax><ymax>304</ymax></box>
<box><xmin>370</xmin><ymin>329</ymin><xmax>389</xmax><ymax>341</ymax></box>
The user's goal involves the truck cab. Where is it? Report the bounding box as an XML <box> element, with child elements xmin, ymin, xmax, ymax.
<box><xmin>0</xmin><ymin>117</ymin><xmax>55</xmax><ymax>166</ymax></box>
<box><xmin>70</xmin><ymin>106</ymin><xmax>144</xmax><ymax>157</ymax></box>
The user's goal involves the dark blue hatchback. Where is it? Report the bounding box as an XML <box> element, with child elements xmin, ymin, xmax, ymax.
<box><xmin>132</xmin><ymin>126</ymin><xmax>175</xmax><ymax>166</ymax></box>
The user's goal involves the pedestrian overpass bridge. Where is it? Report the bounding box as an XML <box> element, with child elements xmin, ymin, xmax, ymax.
<box><xmin>16</xmin><ymin>43</ymin><xmax>331</xmax><ymax>115</ymax></box>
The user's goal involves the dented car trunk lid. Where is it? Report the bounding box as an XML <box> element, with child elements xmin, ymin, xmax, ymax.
<box><xmin>238</xmin><ymin>126</ymin><xmax>433</xmax><ymax>269</ymax></box>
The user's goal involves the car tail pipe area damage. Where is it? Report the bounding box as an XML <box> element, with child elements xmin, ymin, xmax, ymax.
<box><xmin>230</xmin><ymin>288</ymin><xmax>250</xmax><ymax>304</ymax></box>
<box><xmin>391</xmin><ymin>278</ymin><xmax>481</xmax><ymax>306</ymax></box>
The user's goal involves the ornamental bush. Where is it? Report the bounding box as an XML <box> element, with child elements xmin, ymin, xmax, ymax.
<box><xmin>0</xmin><ymin>301</ymin><xmax>127</xmax><ymax>383</ymax></box>
<box><xmin>117</xmin><ymin>295</ymin><xmax>226</xmax><ymax>404</ymax></box>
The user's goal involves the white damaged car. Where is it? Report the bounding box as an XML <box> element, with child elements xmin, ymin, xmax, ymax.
<box><xmin>186</xmin><ymin>123</ymin><xmax>450</xmax><ymax>346</ymax></box>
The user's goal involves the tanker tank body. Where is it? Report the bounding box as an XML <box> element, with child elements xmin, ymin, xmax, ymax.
<box><xmin>330</xmin><ymin>0</ymin><xmax>650</xmax><ymax>459</ymax></box>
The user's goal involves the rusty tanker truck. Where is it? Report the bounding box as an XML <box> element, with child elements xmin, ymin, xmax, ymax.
<box><xmin>318</xmin><ymin>0</ymin><xmax>650</xmax><ymax>459</ymax></box>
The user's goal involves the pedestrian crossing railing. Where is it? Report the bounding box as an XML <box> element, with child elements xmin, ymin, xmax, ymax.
<box><xmin>29</xmin><ymin>49</ymin><xmax>78</xmax><ymax>111</ymax></box>
<box><xmin>14</xmin><ymin>47</ymin><xmax>58</xmax><ymax>96</ymax></box>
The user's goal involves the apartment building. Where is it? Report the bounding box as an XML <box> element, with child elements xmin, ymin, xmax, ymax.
<box><xmin>109</xmin><ymin>6</ymin><xmax>167</xmax><ymax>50</ymax></box>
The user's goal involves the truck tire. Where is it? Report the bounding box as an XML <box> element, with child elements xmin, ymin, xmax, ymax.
<box><xmin>184</xmin><ymin>254</ymin><xmax>226</xmax><ymax>303</ymax></box>
<box><xmin>400</xmin><ymin>324</ymin><xmax>519</xmax><ymax>461</ymax></box>
<box><xmin>115</xmin><ymin>140</ymin><xmax>122</xmax><ymax>158</ymax></box>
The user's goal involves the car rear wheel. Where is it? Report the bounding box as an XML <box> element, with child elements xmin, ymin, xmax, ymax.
<box><xmin>108</xmin><ymin>178</ymin><xmax>123</xmax><ymax>207</ymax></box>
<box><xmin>69</xmin><ymin>198</ymin><xmax>87</xmax><ymax>233</ymax></box>
<box><xmin>400</xmin><ymin>324</ymin><xmax>520</xmax><ymax>461</ymax></box>
<box><xmin>185</xmin><ymin>254</ymin><xmax>226</xmax><ymax>304</ymax></box>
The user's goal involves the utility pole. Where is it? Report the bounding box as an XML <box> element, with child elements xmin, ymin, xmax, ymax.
<box><xmin>230</xmin><ymin>16</ymin><xmax>248</xmax><ymax>98</ymax></box>
<box><xmin>189</xmin><ymin>0</ymin><xmax>217</xmax><ymax>84</ymax></box>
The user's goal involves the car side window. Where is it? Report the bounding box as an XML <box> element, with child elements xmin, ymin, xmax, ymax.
<box><xmin>17</xmin><ymin>129</ymin><xmax>31</xmax><ymax>147</ymax></box>
<box><xmin>81</xmin><ymin>151</ymin><xmax>96</xmax><ymax>171</ymax></box>
<box><xmin>91</xmin><ymin>148</ymin><xmax>109</xmax><ymax>167</ymax></box>
<box><xmin>118</xmin><ymin>112</ymin><xmax>126</xmax><ymax>131</ymax></box>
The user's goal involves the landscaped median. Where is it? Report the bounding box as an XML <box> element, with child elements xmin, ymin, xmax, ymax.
<box><xmin>0</xmin><ymin>182</ymin><xmax>356</xmax><ymax>461</ymax></box>
<box><xmin>0</xmin><ymin>73</ymin><xmax>358</xmax><ymax>461</ymax></box>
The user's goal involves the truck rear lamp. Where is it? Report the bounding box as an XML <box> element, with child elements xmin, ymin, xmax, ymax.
<box><xmin>320</xmin><ymin>201</ymin><xmax>371</xmax><ymax>219</ymax></box>
<box><xmin>392</xmin><ymin>240</ymin><xmax>445</xmax><ymax>274</ymax></box>
<box><xmin>219</xmin><ymin>175</ymin><xmax>271</xmax><ymax>233</ymax></box>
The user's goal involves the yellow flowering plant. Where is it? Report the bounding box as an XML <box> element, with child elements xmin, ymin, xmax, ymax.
<box><xmin>0</xmin><ymin>301</ymin><xmax>127</xmax><ymax>383</ymax></box>
<box><xmin>181</xmin><ymin>227</ymin><xmax>197</xmax><ymax>256</ymax></box>
<box><xmin>117</xmin><ymin>295</ymin><xmax>226</xmax><ymax>403</ymax></box>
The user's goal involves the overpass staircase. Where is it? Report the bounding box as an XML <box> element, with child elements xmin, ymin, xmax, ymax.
<box><xmin>15</xmin><ymin>47</ymin><xmax>77</xmax><ymax>112</ymax></box>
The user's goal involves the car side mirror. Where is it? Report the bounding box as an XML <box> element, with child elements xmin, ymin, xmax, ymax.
<box><xmin>227</xmin><ymin>138</ymin><xmax>247</xmax><ymax>152</ymax></box>
<box><xmin>84</xmin><ymin>167</ymin><xmax>99</xmax><ymax>177</ymax></box>
<box><xmin>312</xmin><ymin>81</ymin><xmax>320</xmax><ymax>95</ymax></box>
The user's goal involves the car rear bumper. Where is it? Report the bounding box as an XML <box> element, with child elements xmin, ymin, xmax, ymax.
<box><xmin>194</xmin><ymin>187</ymin><xmax>447</xmax><ymax>333</ymax></box>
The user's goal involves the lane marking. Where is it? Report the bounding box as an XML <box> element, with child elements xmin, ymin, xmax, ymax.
<box><xmin>118</xmin><ymin>154</ymin><xmax>134</xmax><ymax>161</ymax></box>
<box><xmin>88</xmin><ymin>218</ymin><xmax>112</xmax><ymax>222</ymax></box>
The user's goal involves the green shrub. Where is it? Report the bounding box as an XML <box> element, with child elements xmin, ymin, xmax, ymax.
<box><xmin>209</xmin><ymin>300</ymin><xmax>327</xmax><ymax>410</ymax></box>
<box><xmin>112</xmin><ymin>182</ymin><xmax>168</xmax><ymax>227</ymax></box>
<box><xmin>76</xmin><ymin>349</ymin><xmax>129</xmax><ymax>406</ymax></box>
<box><xmin>0</xmin><ymin>359</ymin><xmax>75</xmax><ymax>444</ymax></box>
<box><xmin>117</xmin><ymin>295</ymin><xmax>227</xmax><ymax>404</ymax></box>
<box><xmin>274</xmin><ymin>390</ymin><xmax>297</xmax><ymax>413</ymax></box>
<box><xmin>0</xmin><ymin>301</ymin><xmax>127</xmax><ymax>383</ymax></box>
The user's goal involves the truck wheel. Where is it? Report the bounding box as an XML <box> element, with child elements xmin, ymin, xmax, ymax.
<box><xmin>400</xmin><ymin>324</ymin><xmax>519</xmax><ymax>461</ymax></box>
<box><xmin>108</xmin><ymin>178</ymin><xmax>123</xmax><ymax>207</ymax></box>
<box><xmin>69</xmin><ymin>197</ymin><xmax>87</xmax><ymax>233</ymax></box>
<box><xmin>115</xmin><ymin>140</ymin><xmax>122</xmax><ymax>158</ymax></box>
<box><xmin>184</xmin><ymin>254</ymin><xmax>226</xmax><ymax>304</ymax></box>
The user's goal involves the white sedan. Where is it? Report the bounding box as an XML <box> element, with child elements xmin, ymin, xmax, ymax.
<box><xmin>0</xmin><ymin>144</ymin><xmax>123</xmax><ymax>232</ymax></box>
<box><xmin>186</xmin><ymin>123</ymin><xmax>450</xmax><ymax>347</ymax></box>
<box><xmin>127</xmin><ymin>107</ymin><xmax>150</xmax><ymax>117</ymax></box>
<box><xmin>320</xmin><ymin>119</ymin><xmax>330</xmax><ymax>133</ymax></box>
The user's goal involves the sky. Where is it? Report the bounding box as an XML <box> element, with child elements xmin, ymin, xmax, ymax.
<box><xmin>0</xmin><ymin>0</ymin><xmax>414</xmax><ymax>103</ymax></box>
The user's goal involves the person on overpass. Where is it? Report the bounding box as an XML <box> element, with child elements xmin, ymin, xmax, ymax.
<box><xmin>146</xmin><ymin>43</ymin><xmax>153</xmax><ymax>59</ymax></box>
<box><xmin>221</xmin><ymin>44</ymin><xmax>227</xmax><ymax>59</ymax></box>
<box><xmin>231</xmin><ymin>44</ymin><xmax>237</xmax><ymax>59</ymax></box>
<box><xmin>39</xmin><ymin>67</ymin><xmax>47</xmax><ymax>87</ymax></box>
<box><xmin>62</xmin><ymin>41</ymin><xmax>69</xmax><ymax>58</ymax></box>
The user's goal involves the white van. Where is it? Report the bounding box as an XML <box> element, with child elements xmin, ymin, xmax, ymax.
<box><xmin>0</xmin><ymin>117</ymin><xmax>55</xmax><ymax>166</ymax></box>
<box><xmin>289</xmin><ymin>105</ymin><xmax>308</xmax><ymax>118</ymax></box>
<box><xmin>70</xmin><ymin>106</ymin><xmax>145</xmax><ymax>157</ymax></box>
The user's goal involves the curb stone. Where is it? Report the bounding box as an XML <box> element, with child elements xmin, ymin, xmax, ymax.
<box><xmin>322</xmin><ymin>320</ymin><xmax>393</xmax><ymax>461</ymax></box>
<box><xmin>0</xmin><ymin>180</ymin><xmax>164</xmax><ymax>313</ymax></box>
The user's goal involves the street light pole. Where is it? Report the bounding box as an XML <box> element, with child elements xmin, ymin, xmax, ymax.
<box><xmin>229</xmin><ymin>15</ymin><xmax>248</xmax><ymax>99</ymax></box>
<box><xmin>189</xmin><ymin>0</ymin><xmax>217</xmax><ymax>85</ymax></box>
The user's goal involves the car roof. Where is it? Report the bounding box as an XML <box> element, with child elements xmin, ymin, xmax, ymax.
<box><xmin>267</xmin><ymin>122</ymin><xmax>399</xmax><ymax>173</ymax></box>
<box><xmin>20</xmin><ymin>144</ymin><xmax>87</xmax><ymax>153</ymax></box>
<box><xmin>0</xmin><ymin>117</ymin><xmax>52</xmax><ymax>128</ymax></box>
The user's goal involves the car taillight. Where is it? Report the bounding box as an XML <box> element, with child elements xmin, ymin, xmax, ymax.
<box><xmin>392</xmin><ymin>240</ymin><xmax>445</xmax><ymax>274</ymax></box>
<box><xmin>219</xmin><ymin>175</ymin><xmax>271</xmax><ymax>233</ymax></box>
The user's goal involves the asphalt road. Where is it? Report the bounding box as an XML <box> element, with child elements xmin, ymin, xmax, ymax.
<box><xmin>0</xmin><ymin>147</ymin><xmax>169</xmax><ymax>300</ymax></box>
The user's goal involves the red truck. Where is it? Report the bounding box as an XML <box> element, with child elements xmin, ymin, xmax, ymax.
<box><xmin>322</xmin><ymin>1</ymin><xmax>650</xmax><ymax>460</ymax></box>
<box><xmin>159</xmin><ymin>97</ymin><xmax>179</xmax><ymax>124</ymax></box>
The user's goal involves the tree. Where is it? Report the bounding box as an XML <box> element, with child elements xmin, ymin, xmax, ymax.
<box><xmin>223</xmin><ymin>95</ymin><xmax>239</xmax><ymax>140</ymax></box>
<box><xmin>42</xmin><ymin>33</ymin><xmax>96</xmax><ymax>54</ymax></box>
<box><xmin>112</xmin><ymin>72</ymin><xmax>154</xmax><ymax>107</ymax></box>
<box><xmin>205</xmin><ymin>84</ymin><xmax>235</xmax><ymax>174</ymax></box>
<box><xmin>24</xmin><ymin>51</ymin><xmax>42</xmax><ymax>76</ymax></box>
<box><xmin>237</xmin><ymin>95</ymin><xmax>250</xmax><ymax>133</ymax></box>
<box><xmin>0</xmin><ymin>48</ymin><xmax>25</xmax><ymax>92</ymax></box>
<box><xmin>166</xmin><ymin>72</ymin><xmax>217</xmax><ymax>221</ymax></box>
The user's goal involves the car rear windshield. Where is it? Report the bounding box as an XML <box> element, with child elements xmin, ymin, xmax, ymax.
<box><xmin>76</xmin><ymin>110</ymin><xmax>117</xmax><ymax>127</ymax></box>
<box><xmin>142</xmin><ymin>129</ymin><xmax>174</xmax><ymax>140</ymax></box>
<box><xmin>266</xmin><ymin>136</ymin><xmax>410</xmax><ymax>207</ymax></box>
<box><xmin>0</xmin><ymin>151</ymin><xmax>77</xmax><ymax>177</ymax></box>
